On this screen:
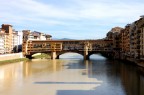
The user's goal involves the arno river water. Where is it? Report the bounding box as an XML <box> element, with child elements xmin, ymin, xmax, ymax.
<box><xmin>0</xmin><ymin>53</ymin><xmax>144</xmax><ymax>95</ymax></box>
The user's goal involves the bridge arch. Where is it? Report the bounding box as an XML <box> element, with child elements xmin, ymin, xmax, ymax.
<box><xmin>87</xmin><ymin>51</ymin><xmax>113</xmax><ymax>59</ymax></box>
<box><xmin>25</xmin><ymin>51</ymin><xmax>114</xmax><ymax>60</ymax></box>
<box><xmin>56</xmin><ymin>51</ymin><xmax>84</xmax><ymax>59</ymax></box>
<box><xmin>25</xmin><ymin>52</ymin><xmax>52</xmax><ymax>59</ymax></box>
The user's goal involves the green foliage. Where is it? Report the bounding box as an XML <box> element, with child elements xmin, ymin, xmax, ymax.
<box><xmin>0</xmin><ymin>58</ymin><xmax>29</xmax><ymax>65</ymax></box>
<box><xmin>33</xmin><ymin>53</ymin><xmax>50</xmax><ymax>59</ymax></box>
<box><xmin>0</xmin><ymin>53</ymin><xmax>50</xmax><ymax>65</ymax></box>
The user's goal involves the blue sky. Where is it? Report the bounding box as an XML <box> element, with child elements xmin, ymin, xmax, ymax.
<box><xmin>0</xmin><ymin>0</ymin><xmax>144</xmax><ymax>39</ymax></box>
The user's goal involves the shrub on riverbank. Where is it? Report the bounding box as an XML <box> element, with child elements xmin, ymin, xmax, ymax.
<box><xmin>0</xmin><ymin>53</ymin><xmax>50</xmax><ymax>65</ymax></box>
<box><xmin>32</xmin><ymin>53</ymin><xmax>50</xmax><ymax>59</ymax></box>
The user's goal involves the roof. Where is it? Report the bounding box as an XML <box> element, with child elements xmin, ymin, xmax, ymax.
<box><xmin>2</xmin><ymin>24</ymin><xmax>13</xmax><ymax>27</ymax></box>
<box><xmin>31</xmin><ymin>32</ymin><xmax>40</xmax><ymax>36</ymax></box>
<box><xmin>111</xmin><ymin>27</ymin><xmax>123</xmax><ymax>33</ymax></box>
<box><xmin>45</xmin><ymin>34</ymin><xmax>52</xmax><ymax>37</ymax></box>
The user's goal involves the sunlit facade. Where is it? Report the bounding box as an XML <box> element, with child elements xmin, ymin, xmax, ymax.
<box><xmin>22</xmin><ymin>30</ymin><xmax>52</xmax><ymax>41</ymax></box>
<box><xmin>0</xmin><ymin>29</ymin><xmax>5</xmax><ymax>54</ymax></box>
<box><xmin>0</xmin><ymin>24</ymin><xmax>23</xmax><ymax>53</ymax></box>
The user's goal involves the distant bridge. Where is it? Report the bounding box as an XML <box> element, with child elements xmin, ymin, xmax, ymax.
<box><xmin>22</xmin><ymin>39</ymin><xmax>115</xmax><ymax>60</ymax></box>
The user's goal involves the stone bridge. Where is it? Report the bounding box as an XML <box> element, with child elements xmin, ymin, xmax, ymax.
<box><xmin>22</xmin><ymin>40</ymin><xmax>114</xmax><ymax>60</ymax></box>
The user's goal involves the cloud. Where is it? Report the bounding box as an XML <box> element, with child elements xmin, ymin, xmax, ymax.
<box><xmin>75</xmin><ymin>0</ymin><xmax>144</xmax><ymax>20</ymax></box>
<box><xmin>0</xmin><ymin>0</ymin><xmax>144</xmax><ymax>39</ymax></box>
<box><xmin>0</xmin><ymin>0</ymin><xmax>78</xmax><ymax>19</ymax></box>
<box><xmin>1</xmin><ymin>0</ymin><xmax>143</xmax><ymax>23</ymax></box>
<box><xmin>1</xmin><ymin>0</ymin><xmax>142</xmax><ymax>20</ymax></box>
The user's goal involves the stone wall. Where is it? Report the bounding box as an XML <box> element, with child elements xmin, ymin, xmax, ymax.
<box><xmin>0</xmin><ymin>53</ymin><xmax>23</xmax><ymax>61</ymax></box>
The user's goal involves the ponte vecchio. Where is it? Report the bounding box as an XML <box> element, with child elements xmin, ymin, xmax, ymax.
<box><xmin>22</xmin><ymin>39</ymin><xmax>115</xmax><ymax>60</ymax></box>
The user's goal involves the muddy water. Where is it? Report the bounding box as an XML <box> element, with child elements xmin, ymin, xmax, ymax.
<box><xmin>0</xmin><ymin>53</ymin><xmax>144</xmax><ymax>95</ymax></box>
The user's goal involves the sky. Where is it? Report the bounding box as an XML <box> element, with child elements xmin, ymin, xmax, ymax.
<box><xmin>0</xmin><ymin>0</ymin><xmax>144</xmax><ymax>39</ymax></box>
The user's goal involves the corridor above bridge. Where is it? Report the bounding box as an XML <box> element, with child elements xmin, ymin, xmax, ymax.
<box><xmin>22</xmin><ymin>39</ymin><xmax>114</xmax><ymax>60</ymax></box>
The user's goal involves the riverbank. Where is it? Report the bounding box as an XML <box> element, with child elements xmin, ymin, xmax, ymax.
<box><xmin>120</xmin><ymin>57</ymin><xmax>144</xmax><ymax>68</ymax></box>
<box><xmin>0</xmin><ymin>58</ymin><xmax>29</xmax><ymax>65</ymax></box>
<box><xmin>0</xmin><ymin>53</ymin><xmax>23</xmax><ymax>61</ymax></box>
<box><xmin>0</xmin><ymin>53</ymin><xmax>50</xmax><ymax>65</ymax></box>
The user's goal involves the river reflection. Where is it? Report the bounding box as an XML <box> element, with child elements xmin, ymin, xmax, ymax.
<box><xmin>0</xmin><ymin>53</ymin><xmax>144</xmax><ymax>95</ymax></box>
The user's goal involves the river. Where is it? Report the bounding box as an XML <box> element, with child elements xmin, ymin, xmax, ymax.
<box><xmin>0</xmin><ymin>53</ymin><xmax>144</xmax><ymax>95</ymax></box>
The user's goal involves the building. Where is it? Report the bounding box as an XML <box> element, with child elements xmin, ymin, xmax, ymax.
<box><xmin>139</xmin><ymin>18</ymin><xmax>144</xmax><ymax>59</ymax></box>
<box><xmin>106</xmin><ymin>27</ymin><xmax>123</xmax><ymax>50</ymax></box>
<box><xmin>121</xmin><ymin>24</ymin><xmax>131</xmax><ymax>55</ymax></box>
<box><xmin>22</xmin><ymin>30</ymin><xmax>52</xmax><ymax>41</ymax></box>
<box><xmin>22</xmin><ymin>30</ymin><xmax>52</xmax><ymax>56</ymax></box>
<box><xmin>12</xmin><ymin>30</ymin><xmax>18</xmax><ymax>51</ymax></box>
<box><xmin>126</xmin><ymin>17</ymin><xmax>144</xmax><ymax>59</ymax></box>
<box><xmin>0</xmin><ymin>29</ymin><xmax>5</xmax><ymax>54</ymax></box>
<box><xmin>106</xmin><ymin>16</ymin><xmax>144</xmax><ymax>60</ymax></box>
<box><xmin>1</xmin><ymin>24</ymin><xmax>13</xmax><ymax>53</ymax></box>
<box><xmin>129</xmin><ymin>22</ymin><xmax>136</xmax><ymax>58</ymax></box>
<box><xmin>22</xmin><ymin>30</ymin><xmax>31</xmax><ymax>42</ymax></box>
<box><xmin>17</xmin><ymin>31</ymin><xmax>23</xmax><ymax>45</ymax></box>
<box><xmin>0</xmin><ymin>24</ymin><xmax>23</xmax><ymax>53</ymax></box>
<box><xmin>135</xmin><ymin>17</ymin><xmax>144</xmax><ymax>59</ymax></box>
<box><xmin>45</xmin><ymin>34</ymin><xmax>52</xmax><ymax>40</ymax></box>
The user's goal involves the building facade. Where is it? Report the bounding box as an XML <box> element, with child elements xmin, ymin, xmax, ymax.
<box><xmin>1</xmin><ymin>24</ymin><xmax>13</xmax><ymax>53</ymax></box>
<box><xmin>106</xmin><ymin>16</ymin><xmax>144</xmax><ymax>61</ymax></box>
<box><xmin>136</xmin><ymin>17</ymin><xmax>144</xmax><ymax>59</ymax></box>
<box><xmin>106</xmin><ymin>27</ymin><xmax>123</xmax><ymax>50</ymax></box>
<box><xmin>22</xmin><ymin>30</ymin><xmax>52</xmax><ymax>56</ymax></box>
<box><xmin>22</xmin><ymin>30</ymin><xmax>52</xmax><ymax>41</ymax></box>
<box><xmin>0</xmin><ymin>29</ymin><xmax>5</xmax><ymax>54</ymax></box>
<box><xmin>0</xmin><ymin>24</ymin><xmax>23</xmax><ymax>54</ymax></box>
<box><xmin>122</xmin><ymin>24</ymin><xmax>130</xmax><ymax>55</ymax></box>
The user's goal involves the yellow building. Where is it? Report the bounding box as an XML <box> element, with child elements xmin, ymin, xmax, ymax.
<box><xmin>0</xmin><ymin>29</ymin><xmax>5</xmax><ymax>54</ymax></box>
<box><xmin>0</xmin><ymin>24</ymin><xmax>20</xmax><ymax>53</ymax></box>
<box><xmin>1</xmin><ymin>24</ymin><xmax>13</xmax><ymax>53</ymax></box>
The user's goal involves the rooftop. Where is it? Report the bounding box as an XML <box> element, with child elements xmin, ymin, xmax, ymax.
<box><xmin>2</xmin><ymin>24</ymin><xmax>13</xmax><ymax>27</ymax></box>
